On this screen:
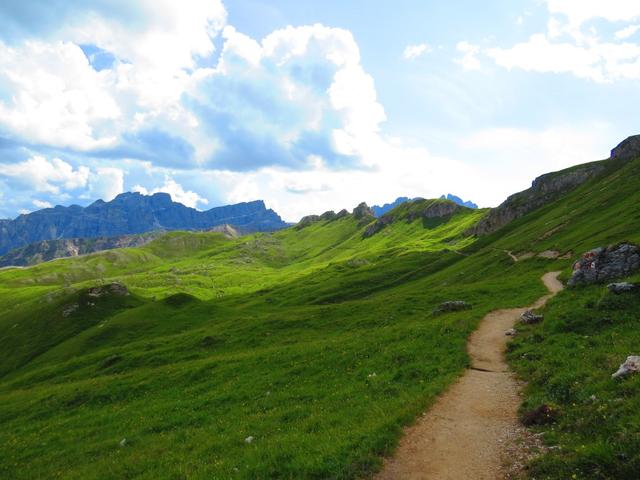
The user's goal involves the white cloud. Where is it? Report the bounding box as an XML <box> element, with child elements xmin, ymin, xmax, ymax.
<box><xmin>0</xmin><ymin>1</ymin><xmax>226</xmax><ymax>154</ymax></box>
<box><xmin>0</xmin><ymin>156</ymin><xmax>89</xmax><ymax>194</ymax></box>
<box><xmin>133</xmin><ymin>176</ymin><xmax>208</xmax><ymax>209</ymax></box>
<box><xmin>481</xmin><ymin>0</ymin><xmax>640</xmax><ymax>83</ymax></box>
<box><xmin>0</xmin><ymin>0</ymin><xmax>227</xmax><ymax>73</ymax></box>
<box><xmin>403</xmin><ymin>43</ymin><xmax>431</xmax><ymax>60</ymax></box>
<box><xmin>89</xmin><ymin>167</ymin><xmax>124</xmax><ymax>201</ymax></box>
<box><xmin>0</xmin><ymin>40</ymin><xmax>120</xmax><ymax>150</ymax></box>
<box><xmin>486</xmin><ymin>33</ymin><xmax>640</xmax><ymax>82</ymax></box>
<box><xmin>544</xmin><ymin>0</ymin><xmax>640</xmax><ymax>27</ymax></box>
<box><xmin>32</xmin><ymin>199</ymin><xmax>52</xmax><ymax>209</ymax></box>
<box><xmin>455</xmin><ymin>41</ymin><xmax>481</xmax><ymax>70</ymax></box>
<box><xmin>188</xmin><ymin>23</ymin><xmax>387</xmax><ymax>170</ymax></box>
<box><xmin>0</xmin><ymin>6</ymin><xmax>390</xmax><ymax>177</ymax></box>
<box><xmin>616</xmin><ymin>24</ymin><xmax>640</xmax><ymax>40</ymax></box>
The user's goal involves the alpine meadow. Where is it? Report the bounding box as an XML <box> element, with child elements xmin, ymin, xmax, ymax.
<box><xmin>1</xmin><ymin>1</ymin><xmax>640</xmax><ymax>479</ymax></box>
<box><xmin>1</xmin><ymin>139</ymin><xmax>640</xmax><ymax>478</ymax></box>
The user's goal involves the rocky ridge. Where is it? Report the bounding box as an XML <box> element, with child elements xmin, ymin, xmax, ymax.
<box><xmin>469</xmin><ymin>135</ymin><xmax>640</xmax><ymax>237</ymax></box>
<box><xmin>468</xmin><ymin>161</ymin><xmax>607</xmax><ymax>236</ymax></box>
<box><xmin>296</xmin><ymin>204</ymin><xmax>365</xmax><ymax>230</ymax></box>
<box><xmin>363</xmin><ymin>198</ymin><xmax>463</xmax><ymax>238</ymax></box>
<box><xmin>0</xmin><ymin>232</ymin><xmax>161</xmax><ymax>267</ymax></box>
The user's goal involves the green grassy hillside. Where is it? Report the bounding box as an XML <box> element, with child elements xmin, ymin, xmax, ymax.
<box><xmin>1</xmin><ymin>156</ymin><xmax>639</xmax><ymax>478</ymax></box>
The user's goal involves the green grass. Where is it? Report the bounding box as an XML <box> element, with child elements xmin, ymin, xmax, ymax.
<box><xmin>0</xmin><ymin>156</ymin><xmax>639</xmax><ymax>478</ymax></box>
<box><xmin>508</xmin><ymin>275</ymin><xmax>640</xmax><ymax>479</ymax></box>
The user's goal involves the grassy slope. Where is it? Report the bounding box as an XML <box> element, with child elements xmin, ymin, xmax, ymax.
<box><xmin>0</xmin><ymin>158</ymin><xmax>639</xmax><ymax>478</ymax></box>
<box><xmin>498</xmin><ymin>157</ymin><xmax>640</xmax><ymax>479</ymax></box>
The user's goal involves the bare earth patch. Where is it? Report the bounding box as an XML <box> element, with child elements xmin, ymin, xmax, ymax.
<box><xmin>537</xmin><ymin>250</ymin><xmax>560</xmax><ymax>259</ymax></box>
<box><xmin>375</xmin><ymin>272</ymin><xmax>563</xmax><ymax>480</ymax></box>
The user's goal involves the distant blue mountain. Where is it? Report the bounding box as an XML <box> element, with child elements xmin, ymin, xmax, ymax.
<box><xmin>0</xmin><ymin>192</ymin><xmax>287</xmax><ymax>255</ymax></box>
<box><xmin>371</xmin><ymin>197</ymin><xmax>414</xmax><ymax>217</ymax></box>
<box><xmin>440</xmin><ymin>194</ymin><xmax>478</xmax><ymax>209</ymax></box>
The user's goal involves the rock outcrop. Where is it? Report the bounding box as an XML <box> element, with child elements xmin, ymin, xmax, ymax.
<box><xmin>320</xmin><ymin>211</ymin><xmax>337</xmax><ymax>221</ymax></box>
<box><xmin>468</xmin><ymin>162</ymin><xmax>606</xmax><ymax>236</ymax></box>
<box><xmin>295</xmin><ymin>215</ymin><xmax>321</xmax><ymax>230</ymax></box>
<box><xmin>433</xmin><ymin>300</ymin><xmax>472</xmax><ymax>315</ymax></box>
<box><xmin>207</xmin><ymin>224</ymin><xmax>241</xmax><ymax>238</ymax></box>
<box><xmin>363</xmin><ymin>215</ymin><xmax>395</xmax><ymax>238</ymax></box>
<box><xmin>612</xmin><ymin>355</ymin><xmax>640</xmax><ymax>379</ymax></box>
<box><xmin>408</xmin><ymin>201</ymin><xmax>460</xmax><ymax>221</ymax></box>
<box><xmin>86</xmin><ymin>283</ymin><xmax>129</xmax><ymax>298</ymax></box>
<box><xmin>520</xmin><ymin>310</ymin><xmax>543</xmax><ymax>325</ymax></box>
<box><xmin>608</xmin><ymin>282</ymin><xmax>638</xmax><ymax>294</ymax></box>
<box><xmin>569</xmin><ymin>243</ymin><xmax>640</xmax><ymax>287</ymax></box>
<box><xmin>0</xmin><ymin>192</ymin><xmax>287</xmax><ymax>255</ymax></box>
<box><xmin>352</xmin><ymin>202</ymin><xmax>375</xmax><ymax>220</ymax></box>
<box><xmin>610</xmin><ymin>134</ymin><xmax>640</xmax><ymax>161</ymax></box>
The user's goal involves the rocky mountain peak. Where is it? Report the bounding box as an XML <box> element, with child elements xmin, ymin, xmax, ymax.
<box><xmin>610</xmin><ymin>134</ymin><xmax>640</xmax><ymax>161</ymax></box>
<box><xmin>352</xmin><ymin>202</ymin><xmax>374</xmax><ymax>220</ymax></box>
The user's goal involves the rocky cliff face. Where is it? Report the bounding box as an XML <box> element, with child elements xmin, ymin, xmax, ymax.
<box><xmin>468</xmin><ymin>161</ymin><xmax>607</xmax><ymax>236</ymax></box>
<box><xmin>610</xmin><ymin>134</ymin><xmax>640</xmax><ymax>161</ymax></box>
<box><xmin>0</xmin><ymin>192</ymin><xmax>287</xmax><ymax>255</ymax></box>
<box><xmin>0</xmin><ymin>232</ymin><xmax>162</xmax><ymax>267</ymax></box>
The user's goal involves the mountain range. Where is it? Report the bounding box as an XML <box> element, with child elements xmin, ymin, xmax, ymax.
<box><xmin>0</xmin><ymin>192</ymin><xmax>287</xmax><ymax>256</ymax></box>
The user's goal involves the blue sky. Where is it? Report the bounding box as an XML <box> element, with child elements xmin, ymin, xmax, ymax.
<box><xmin>0</xmin><ymin>0</ymin><xmax>638</xmax><ymax>221</ymax></box>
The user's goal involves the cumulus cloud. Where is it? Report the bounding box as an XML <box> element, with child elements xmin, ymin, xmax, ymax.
<box><xmin>0</xmin><ymin>0</ymin><xmax>227</xmax><ymax>71</ymax></box>
<box><xmin>88</xmin><ymin>167</ymin><xmax>124</xmax><ymax>201</ymax></box>
<box><xmin>403</xmin><ymin>43</ymin><xmax>431</xmax><ymax>60</ymax></box>
<box><xmin>0</xmin><ymin>156</ymin><xmax>89</xmax><ymax>194</ymax></box>
<box><xmin>0</xmin><ymin>40</ymin><xmax>120</xmax><ymax>150</ymax></box>
<box><xmin>187</xmin><ymin>24</ymin><xmax>386</xmax><ymax>171</ymax></box>
<box><xmin>480</xmin><ymin>1</ymin><xmax>640</xmax><ymax>82</ymax></box>
<box><xmin>0</xmin><ymin>0</ymin><xmax>225</xmax><ymax>158</ymax></box>
<box><xmin>133</xmin><ymin>176</ymin><xmax>209</xmax><ymax>209</ymax></box>
<box><xmin>32</xmin><ymin>199</ymin><xmax>53</xmax><ymax>209</ymax></box>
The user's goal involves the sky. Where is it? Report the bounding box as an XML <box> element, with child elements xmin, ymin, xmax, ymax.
<box><xmin>0</xmin><ymin>0</ymin><xmax>638</xmax><ymax>221</ymax></box>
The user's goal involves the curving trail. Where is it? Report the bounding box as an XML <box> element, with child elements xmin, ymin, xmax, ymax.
<box><xmin>376</xmin><ymin>272</ymin><xmax>563</xmax><ymax>480</ymax></box>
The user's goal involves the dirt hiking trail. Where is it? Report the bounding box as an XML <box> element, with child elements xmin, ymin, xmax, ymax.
<box><xmin>376</xmin><ymin>272</ymin><xmax>563</xmax><ymax>480</ymax></box>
